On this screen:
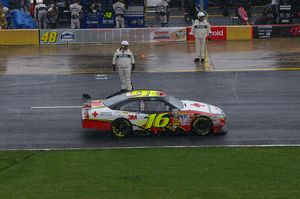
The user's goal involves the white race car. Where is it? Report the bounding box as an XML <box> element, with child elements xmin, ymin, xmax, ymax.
<box><xmin>82</xmin><ymin>89</ymin><xmax>227</xmax><ymax>137</ymax></box>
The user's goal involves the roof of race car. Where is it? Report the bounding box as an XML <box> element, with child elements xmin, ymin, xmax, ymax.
<box><xmin>126</xmin><ymin>90</ymin><xmax>167</xmax><ymax>98</ymax></box>
<box><xmin>103</xmin><ymin>90</ymin><xmax>168</xmax><ymax>107</ymax></box>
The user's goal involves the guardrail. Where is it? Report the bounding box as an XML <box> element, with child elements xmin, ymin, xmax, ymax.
<box><xmin>0</xmin><ymin>24</ymin><xmax>299</xmax><ymax>45</ymax></box>
<box><xmin>187</xmin><ymin>24</ymin><xmax>300</xmax><ymax>42</ymax></box>
<box><xmin>0</xmin><ymin>29</ymin><xmax>39</xmax><ymax>45</ymax></box>
<box><xmin>39</xmin><ymin>27</ymin><xmax>187</xmax><ymax>45</ymax></box>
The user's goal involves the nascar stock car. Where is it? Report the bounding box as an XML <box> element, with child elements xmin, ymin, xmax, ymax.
<box><xmin>81</xmin><ymin>89</ymin><xmax>227</xmax><ymax>138</ymax></box>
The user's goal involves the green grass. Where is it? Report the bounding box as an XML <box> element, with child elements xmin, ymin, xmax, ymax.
<box><xmin>0</xmin><ymin>147</ymin><xmax>300</xmax><ymax>199</ymax></box>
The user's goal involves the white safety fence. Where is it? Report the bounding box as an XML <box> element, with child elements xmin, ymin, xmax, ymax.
<box><xmin>39</xmin><ymin>27</ymin><xmax>187</xmax><ymax>45</ymax></box>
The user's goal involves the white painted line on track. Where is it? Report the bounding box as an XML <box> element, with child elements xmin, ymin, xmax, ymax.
<box><xmin>31</xmin><ymin>106</ymin><xmax>82</xmax><ymax>109</ymax></box>
<box><xmin>2</xmin><ymin>144</ymin><xmax>300</xmax><ymax>151</ymax></box>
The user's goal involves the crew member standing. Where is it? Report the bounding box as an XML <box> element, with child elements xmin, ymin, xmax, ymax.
<box><xmin>113</xmin><ymin>41</ymin><xmax>135</xmax><ymax>91</ymax></box>
<box><xmin>70</xmin><ymin>0</ymin><xmax>82</xmax><ymax>29</ymax></box>
<box><xmin>190</xmin><ymin>12</ymin><xmax>212</xmax><ymax>63</ymax></box>
<box><xmin>271</xmin><ymin>0</ymin><xmax>279</xmax><ymax>23</ymax></box>
<box><xmin>113</xmin><ymin>0</ymin><xmax>126</xmax><ymax>28</ymax></box>
<box><xmin>156</xmin><ymin>0</ymin><xmax>170</xmax><ymax>27</ymax></box>
<box><xmin>0</xmin><ymin>2</ymin><xmax>8</xmax><ymax>29</ymax></box>
<box><xmin>47</xmin><ymin>3</ymin><xmax>58</xmax><ymax>28</ymax></box>
<box><xmin>34</xmin><ymin>1</ymin><xmax>48</xmax><ymax>29</ymax></box>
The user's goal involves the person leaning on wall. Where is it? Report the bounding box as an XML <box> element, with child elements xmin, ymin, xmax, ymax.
<box><xmin>156</xmin><ymin>0</ymin><xmax>170</xmax><ymax>27</ymax></box>
<box><xmin>0</xmin><ymin>2</ymin><xmax>8</xmax><ymax>29</ymax></box>
<box><xmin>70</xmin><ymin>0</ymin><xmax>82</xmax><ymax>29</ymax></box>
<box><xmin>34</xmin><ymin>1</ymin><xmax>48</xmax><ymax>29</ymax></box>
<box><xmin>47</xmin><ymin>3</ymin><xmax>58</xmax><ymax>28</ymax></box>
<box><xmin>271</xmin><ymin>0</ymin><xmax>279</xmax><ymax>23</ymax></box>
<box><xmin>113</xmin><ymin>0</ymin><xmax>126</xmax><ymax>28</ymax></box>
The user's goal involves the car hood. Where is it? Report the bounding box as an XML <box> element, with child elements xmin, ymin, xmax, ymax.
<box><xmin>91</xmin><ymin>100</ymin><xmax>105</xmax><ymax>108</ymax></box>
<box><xmin>181</xmin><ymin>100</ymin><xmax>224</xmax><ymax>115</ymax></box>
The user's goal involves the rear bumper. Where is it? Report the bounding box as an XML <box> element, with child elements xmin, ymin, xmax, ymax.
<box><xmin>82</xmin><ymin>119</ymin><xmax>111</xmax><ymax>131</ymax></box>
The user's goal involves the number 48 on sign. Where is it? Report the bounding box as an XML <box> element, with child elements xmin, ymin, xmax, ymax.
<box><xmin>41</xmin><ymin>32</ymin><xmax>58</xmax><ymax>43</ymax></box>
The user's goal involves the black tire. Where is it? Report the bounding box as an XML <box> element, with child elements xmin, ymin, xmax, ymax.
<box><xmin>192</xmin><ymin>117</ymin><xmax>213</xmax><ymax>136</ymax></box>
<box><xmin>111</xmin><ymin>118</ymin><xmax>132</xmax><ymax>138</ymax></box>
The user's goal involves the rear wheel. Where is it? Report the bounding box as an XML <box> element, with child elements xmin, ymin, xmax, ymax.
<box><xmin>192</xmin><ymin>117</ymin><xmax>213</xmax><ymax>136</ymax></box>
<box><xmin>111</xmin><ymin>118</ymin><xmax>132</xmax><ymax>138</ymax></box>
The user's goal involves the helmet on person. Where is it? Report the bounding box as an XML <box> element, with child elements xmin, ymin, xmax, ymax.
<box><xmin>197</xmin><ymin>12</ymin><xmax>205</xmax><ymax>18</ymax></box>
<box><xmin>121</xmin><ymin>40</ymin><xmax>129</xmax><ymax>46</ymax></box>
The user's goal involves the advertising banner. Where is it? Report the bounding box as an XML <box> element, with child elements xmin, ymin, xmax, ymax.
<box><xmin>0</xmin><ymin>0</ymin><xmax>9</xmax><ymax>7</ymax></box>
<box><xmin>187</xmin><ymin>26</ymin><xmax>227</xmax><ymax>42</ymax></box>
<box><xmin>186</xmin><ymin>27</ymin><xmax>194</xmax><ymax>42</ymax></box>
<box><xmin>82</xmin><ymin>12</ymin><xmax>101</xmax><ymax>29</ymax></box>
<box><xmin>253</xmin><ymin>25</ymin><xmax>273</xmax><ymax>39</ymax></box>
<box><xmin>278</xmin><ymin>2</ymin><xmax>292</xmax><ymax>24</ymax></box>
<box><xmin>253</xmin><ymin>25</ymin><xmax>300</xmax><ymax>39</ymax></box>
<box><xmin>125</xmin><ymin>6</ymin><xmax>145</xmax><ymax>28</ymax></box>
<box><xmin>210</xmin><ymin>26</ymin><xmax>227</xmax><ymax>40</ymax></box>
<box><xmin>40</xmin><ymin>28</ymin><xmax>151</xmax><ymax>44</ymax></box>
<box><xmin>195</xmin><ymin>0</ymin><xmax>208</xmax><ymax>10</ymax></box>
<box><xmin>0</xmin><ymin>29</ymin><xmax>39</xmax><ymax>45</ymax></box>
<box><xmin>40</xmin><ymin>30</ymin><xmax>78</xmax><ymax>44</ymax></box>
<box><xmin>149</xmin><ymin>27</ymin><xmax>186</xmax><ymax>42</ymax></box>
<box><xmin>227</xmin><ymin>26</ymin><xmax>252</xmax><ymax>40</ymax></box>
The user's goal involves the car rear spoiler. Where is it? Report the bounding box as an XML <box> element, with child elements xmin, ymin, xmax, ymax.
<box><xmin>82</xmin><ymin>94</ymin><xmax>91</xmax><ymax>103</ymax></box>
<box><xmin>105</xmin><ymin>89</ymin><xmax>128</xmax><ymax>99</ymax></box>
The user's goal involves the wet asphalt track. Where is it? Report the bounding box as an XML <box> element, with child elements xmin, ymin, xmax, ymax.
<box><xmin>0</xmin><ymin>71</ymin><xmax>300</xmax><ymax>149</ymax></box>
<box><xmin>1</xmin><ymin>39</ymin><xmax>300</xmax><ymax>149</ymax></box>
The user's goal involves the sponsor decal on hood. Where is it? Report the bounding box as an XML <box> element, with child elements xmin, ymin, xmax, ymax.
<box><xmin>91</xmin><ymin>100</ymin><xmax>104</xmax><ymax>108</ymax></box>
<box><xmin>181</xmin><ymin>100</ymin><xmax>210</xmax><ymax>113</ymax></box>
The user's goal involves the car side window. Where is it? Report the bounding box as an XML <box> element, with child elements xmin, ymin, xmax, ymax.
<box><xmin>119</xmin><ymin>100</ymin><xmax>140</xmax><ymax>112</ymax></box>
<box><xmin>142</xmin><ymin>100</ymin><xmax>170</xmax><ymax>113</ymax></box>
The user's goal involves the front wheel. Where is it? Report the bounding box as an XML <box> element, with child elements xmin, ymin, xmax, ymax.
<box><xmin>192</xmin><ymin>117</ymin><xmax>213</xmax><ymax>136</ymax></box>
<box><xmin>111</xmin><ymin>118</ymin><xmax>132</xmax><ymax>138</ymax></box>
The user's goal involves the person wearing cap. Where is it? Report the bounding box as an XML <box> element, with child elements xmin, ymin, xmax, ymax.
<box><xmin>190</xmin><ymin>11</ymin><xmax>212</xmax><ymax>64</ymax></box>
<box><xmin>113</xmin><ymin>41</ymin><xmax>135</xmax><ymax>91</ymax></box>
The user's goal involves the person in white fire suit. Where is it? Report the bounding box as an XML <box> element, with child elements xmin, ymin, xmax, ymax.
<box><xmin>47</xmin><ymin>3</ymin><xmax>58</xmax><ymax>28</ymax></box>
<box><xmin>156</xmin><ymin>0</ymin><xmax>170</xmax><ymax>27</ymax></box>
<box><xmin>34</xmin><ymin>1</ymin><xmax>48</xmax><ymax>29</ymax></box>
<box><xmin>113</xmin><ymin>0</ymin><xmax>126</xmax><ymax>28</ymax></box>
<box><xmin>113</xmin><ymin>41</ymin><xmax>135</xmax><ymax>91</ymax></box>
<box><xmin>190</xmin><ymin>11</ymin><xmax>212</xmax><ymax>63</ymax></box>
<box><xmin>70</xmin><ymin>0</ymin><xmax>82</xmax><ymax>29</ymax></box>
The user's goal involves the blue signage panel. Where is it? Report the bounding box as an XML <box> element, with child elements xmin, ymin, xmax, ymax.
<box><xmin>81</xmin><ymin>0</ymin><xmax>144</xmax><ymax>29</ymax></box>
<box><xmin>0</xmin><ymin>0</ymin><xmax>9</xmax><ymax>7</ymax></box>
<box><xmin>195</xmin><ymin>0</ymin><xmax>208</xmax><ymax>10</ymax></box>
